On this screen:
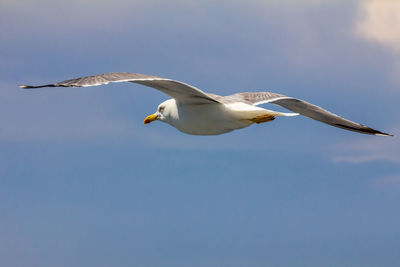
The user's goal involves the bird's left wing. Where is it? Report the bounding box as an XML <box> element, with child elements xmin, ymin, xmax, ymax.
<box><xmin>227</xmin><ymin>92</ymin><xmax>392</xmax><ymax>136</ymax></box>
<box><xmin>18</xmin><ymin>72</ymin><xmax>220</xmax><ymax>105</ymax></box>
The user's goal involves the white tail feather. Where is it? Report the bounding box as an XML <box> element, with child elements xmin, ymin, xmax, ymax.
<box><xmin>278</xmin><ymin>112</ymin><xmax>299</xmax><ymax>117</ymax></box>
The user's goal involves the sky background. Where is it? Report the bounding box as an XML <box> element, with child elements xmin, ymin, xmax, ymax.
<box><xmin>1</xmin><ymin>0</ymin><xmax>400</xmax><ymax>266</ymax></box>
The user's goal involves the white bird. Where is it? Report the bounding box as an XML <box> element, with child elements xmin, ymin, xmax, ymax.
<box><xmin>19</xmin><ymin>72</ymin><xmax>392</xmax><ymax>136</ymax></box>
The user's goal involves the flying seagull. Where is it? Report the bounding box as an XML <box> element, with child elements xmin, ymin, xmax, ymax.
<box><xmin>19</xmin><ymin>72</ymin><xmax>392</xmax><ymax>136</ymax></box>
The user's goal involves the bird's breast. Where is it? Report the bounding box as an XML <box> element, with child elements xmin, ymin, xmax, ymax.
<box><xmin>167</xmin><ymin>103</ymin><xmax>252</xmax><ymax>135</ymax></box>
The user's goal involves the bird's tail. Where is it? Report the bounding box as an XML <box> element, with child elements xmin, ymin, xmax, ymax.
<box><xmin>268</xmin><ymin>111</ymin><xmax>299</xmax><ymax>117</ymax></box>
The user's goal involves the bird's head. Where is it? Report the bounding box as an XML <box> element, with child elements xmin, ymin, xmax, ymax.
<box><xmin>143</xmin><ymin>99</ymin><xmax>176</xmax><ymax>125</ymax></box>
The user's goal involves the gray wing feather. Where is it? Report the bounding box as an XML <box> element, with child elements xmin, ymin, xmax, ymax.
<box><xmin>229</xmin><ymin>92</ymin><xmax>392</xmax><ymax>136</ymax></box>
<box><xmin>217</xmin><ymin>92</ymin><xmax>285</xmax><ymax>104</ymax></box>
<box><xmin>18</xmin><ymin>72</ymin><xmax>220</xmax><ymax>104</ymax></box>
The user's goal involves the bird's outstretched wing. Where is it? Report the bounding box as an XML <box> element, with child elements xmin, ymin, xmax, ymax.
<box><xmin>18</xmin><ymin>72</ymin><xmax>220</xmax><ymax>105</ymax></box>
<box><xmin>227</xmin><ymin>92</ymin><xmax>392</xmax><ymax>136</ymax></box>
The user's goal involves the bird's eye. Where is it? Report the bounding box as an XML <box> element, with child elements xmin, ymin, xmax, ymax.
<box><xmin>158</xmin><ymin>106</ymin><xmax>164</xmax><ymax>112</ymax></box>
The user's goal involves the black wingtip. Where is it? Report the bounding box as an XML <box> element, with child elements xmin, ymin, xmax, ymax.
<box><xmin>334</xmin><ymin>123</ymin><xmax>393</xmax><ymax>137</ymax></box>
<box><xmin>375</xmin><ymin>132</ymin><xmax>394</xmax><ymax>137</ymax></box>
<box><xmin>18</xmin><ymin>84</ymin><xmax>56</xmax><ymax>89</ymax></box>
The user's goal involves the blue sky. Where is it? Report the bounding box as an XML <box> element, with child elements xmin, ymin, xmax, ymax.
<box><xmin>1</xmin><ymin>0</ymin><xmax>400</xmax><ymax>266</ymax></box>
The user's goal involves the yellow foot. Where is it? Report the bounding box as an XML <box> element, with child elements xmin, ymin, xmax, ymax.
<box><xmin>249</xmin><ymin>114</ymin><xmax>275</xmax><ymax>124</ymax></box>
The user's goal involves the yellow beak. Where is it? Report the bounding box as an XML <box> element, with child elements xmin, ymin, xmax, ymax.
<box><xmin>143</xmin><ymin>114</ymin><xmax>158</xmax><ymax>124</ymax></box>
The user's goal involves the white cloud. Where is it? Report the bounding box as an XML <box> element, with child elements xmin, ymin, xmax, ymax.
<box><xmin>355</xmin><ymin>0</ymin><xmax>400</xmax><ymax>54</ymax></box>
<box><xmin>355</xmin><ymin>0</ymin><xmax>400</xmax><ymax>86</ymax></box>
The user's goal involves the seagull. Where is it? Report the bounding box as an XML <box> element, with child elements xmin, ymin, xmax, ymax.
<box><xmin>19</xmin><ymin>72</ymin><xmax>392</xmax><ymax>136</ymax></box>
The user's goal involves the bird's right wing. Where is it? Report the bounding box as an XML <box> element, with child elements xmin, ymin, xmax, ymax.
<box><xmin>228</xmin><ymin>92</ymin><xmax>392</xmax><ymax>136</ymax></box>
<box><xmin>18</xmin><ymin>72</ymin><xmax>220</xmax><ymax>105</ymax></box>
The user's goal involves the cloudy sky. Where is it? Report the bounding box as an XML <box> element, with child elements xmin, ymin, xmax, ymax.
<box><xmin>1</xmin><ymin>0</ymin><xmax>400</xmax><ymax>266</ymax></box>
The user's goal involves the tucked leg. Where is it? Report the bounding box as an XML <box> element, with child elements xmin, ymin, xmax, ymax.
<box><xmin>249</xmin><ymin>114</ymin><xmax>275</xmax><ymax>124</ymax></box>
